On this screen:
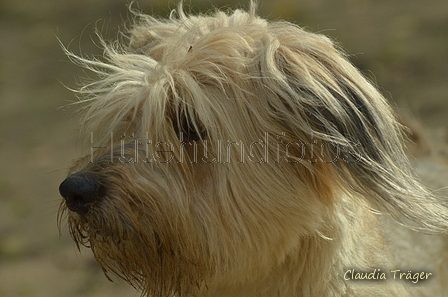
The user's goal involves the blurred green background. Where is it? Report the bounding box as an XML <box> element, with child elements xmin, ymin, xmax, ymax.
<box><xmin>0</xmin><ymin>0</ymin><xmax>447</xmax><ymax>296</ymax></box>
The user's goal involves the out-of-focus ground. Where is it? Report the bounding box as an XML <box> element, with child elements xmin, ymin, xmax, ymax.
<box><xmin>0</xmin><ymin>0</ymin><xmax>447</xmax><ymax>296</ymax></box>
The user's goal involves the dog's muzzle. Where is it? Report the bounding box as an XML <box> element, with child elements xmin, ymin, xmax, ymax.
<box><xmin>59</xmin><ymin>173</ymin><xmax>102</xmax><ymax>215</ymax></box>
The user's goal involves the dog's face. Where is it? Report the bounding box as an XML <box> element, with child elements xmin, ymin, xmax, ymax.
<box><xmin>59</xmin><ymin>5</ymin><xmax>445</xmax><ymax>296</ymax></box>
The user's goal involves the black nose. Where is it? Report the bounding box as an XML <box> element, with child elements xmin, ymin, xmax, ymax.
<box><xmin>59</xmin><ymin>173</ymin><xmax>102</xmax><ymax>215</ymax></box>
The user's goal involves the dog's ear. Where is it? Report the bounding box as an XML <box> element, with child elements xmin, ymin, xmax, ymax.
<box><xmin>263</xmin><ymin>26</ymin><xmax>448</xmax><ymax>232</ymax></box>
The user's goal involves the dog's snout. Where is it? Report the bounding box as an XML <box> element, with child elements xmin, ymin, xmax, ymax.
<box><xmin>59</xmin><ymin>173</ymin><xmax>102</xmax><ymax>215</ymax></box>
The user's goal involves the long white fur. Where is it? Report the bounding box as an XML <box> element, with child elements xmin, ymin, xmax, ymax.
<box><xmin>61</xmin><ymin>2</ymin><xmax>448</xmax><ymax>296</ymax></box>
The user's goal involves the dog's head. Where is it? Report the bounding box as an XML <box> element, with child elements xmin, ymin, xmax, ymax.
<box><xmin>59</xmin><ymin>4</ymin><xmax>448</xmax><ymax>296</ymax></box>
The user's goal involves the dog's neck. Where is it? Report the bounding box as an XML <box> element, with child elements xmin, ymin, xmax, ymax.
<box><xmin>206</xmin><ymin>194</ymin><xmax>409</xmax><ymax>297</ymax></box>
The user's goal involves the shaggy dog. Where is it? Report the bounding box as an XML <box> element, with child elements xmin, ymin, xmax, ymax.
<box><xmin>59</xmin><ymin>3</ymin><xmax>448</xmax><ymax>296</ymax></box>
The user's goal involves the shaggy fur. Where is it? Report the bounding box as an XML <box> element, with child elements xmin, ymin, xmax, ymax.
<box><xmin>59</xmin><ymin>3</ymin><xmax>448</xmax><ymax>296</ymax></box>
